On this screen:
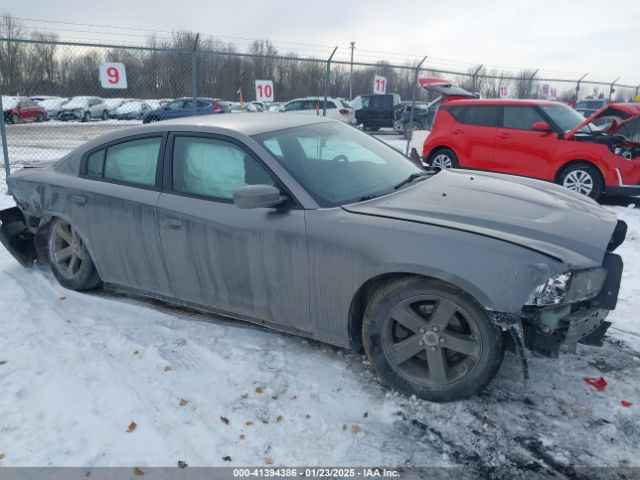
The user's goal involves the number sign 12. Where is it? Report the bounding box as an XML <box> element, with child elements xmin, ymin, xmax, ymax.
<box><xmin>99</xmin><ymin>63</ymin><xmax>127</xmax><ymax>89</ymax></box>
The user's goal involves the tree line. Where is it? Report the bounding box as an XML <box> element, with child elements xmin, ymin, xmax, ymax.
<box><xmin>0</xmin><ymin>14</ymin><xmax>634</xmax><ymax>103</ymax></box>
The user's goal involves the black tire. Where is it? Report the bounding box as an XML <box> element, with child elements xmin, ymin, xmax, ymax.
<box><xmin>12</xmin><ymin>113</ymin><xmax>20</xmax><ymax>124</ymax></box>
<box><xmin>403</xmin><ymin>121</ymin><xmax>423</xmax><ymax>140</ymax></box>
<box><xmin>362</xmin><ymin>276</ymin><xmax>504</xmax><ymax>402</ymax></box>
<box><xmin>428</xmin><ymin>148</ymin><xmax>459</xmax><ymax>169</ymax></box>
<box><xmin>101</xmin><ymin>110</ymin><xmax>109</xmax><ymax>120</ymax></box>
<box><xmin>37</xmin><ymin>113</ymin><xmax>45</xmax><ymax>122</ymax></box>
<box><xmin>48</xmin><ymin>218</ymin><xmax>102</xmax><ymax>291</ymax></box>
<box><xmin>82</xmin><ymin>111</ymin><xmax>91</xmax><ymax>123</ymax></box>
<box><xmin>363</xmin><ymin>124</ymin><xmax>380</xmax><ymax>132</ymax></box>
<box><xmin>557</xmin><ymin>162</ymin><xmax>603</xmax><ymax>200</ymax></box>
<box><xmin>144</xmin><ymin>116</ymin><xmax>159</xmax><ymax>124</ymax></box>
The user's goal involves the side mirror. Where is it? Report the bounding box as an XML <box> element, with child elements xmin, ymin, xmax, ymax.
<box><xmin>531</xmin><ymin>121</ymin><xmax>552</xmax><ymax>132</ymax></box>
<box><xmin>233</xmin><ymin>184</ymin><xmax>287</xmax><ymax>209</ymax></box>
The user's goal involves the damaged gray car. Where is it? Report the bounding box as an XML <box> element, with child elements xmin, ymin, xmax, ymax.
<box><xmin>0</xmin><ymin>114</ymin><xmax>626</xmax><ymax>401</ymax></box>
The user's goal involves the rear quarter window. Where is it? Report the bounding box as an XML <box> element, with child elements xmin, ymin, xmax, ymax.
<box><xmin>449</xmin><ymin>105</ymin><xmax>499</xmax><ymax>127</ymax></box>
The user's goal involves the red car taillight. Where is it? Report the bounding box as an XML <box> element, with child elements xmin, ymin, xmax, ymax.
<box><xmin>213</xmin><ymin>103</ymin><xmax>222</xmax><ymax>112</ymax></box>
<box><xmin>339</xmin><ymin>108</ymin><xmax>349</xmax><ymax>115</ymax></box>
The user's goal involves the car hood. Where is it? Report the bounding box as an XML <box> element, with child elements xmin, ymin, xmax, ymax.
<box><xmin>565</xmin><ymin>102</ymin><xmax>640</xmax><ymax>139</ymax></box>
<box><xmin>343</xmin><ymin>169</ymin><xmax>617</xmax><ymax>267</ymax></box>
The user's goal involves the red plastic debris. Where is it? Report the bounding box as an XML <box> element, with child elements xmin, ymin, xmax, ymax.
<box><xmin>621</xmin><ymin>400</ymin><xmax>633</xmax><ymax>408</ymax></box>
<box><xmin>584</xmin><ymin>377</ymin><xmax>608</xmax><ymax>391</ymax></box>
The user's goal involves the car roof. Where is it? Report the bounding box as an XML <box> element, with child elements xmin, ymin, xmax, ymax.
<box><xmin>77</xmin><ymin>113</ymin><xmax>337</xmax><ymax>152</ymax></box>
<box><xmin>442</xmin><ymin>98</ymin><xmax>565</xmax><ymax>107</ymax></box>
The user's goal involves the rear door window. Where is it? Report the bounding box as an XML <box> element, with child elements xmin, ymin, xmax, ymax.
<box><xmin>460</xmin><ymin>106</ymin><xmax>499</xmax><ymax>127</ymax></box>
<box><xmin>103</xmin><ymin>137</ymin><xmax>162</xmax><ymax>186</ymax></box>
<box><xmin>502</xmin><ymin>106</ymin><xmax>545</xmax><ymax>130</ymax></box>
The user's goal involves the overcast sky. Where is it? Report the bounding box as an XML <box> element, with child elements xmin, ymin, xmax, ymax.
<box><xmin>6</xmin><ymin>0</ymin><xmax>640</xmax><ymax>84</ymax></box>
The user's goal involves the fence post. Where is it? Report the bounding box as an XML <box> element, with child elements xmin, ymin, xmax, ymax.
<box><xmin>609</xmin><ymin>76</ymin><xmax>620</xmax><ymax>102</ymax></box>
<box><xmin>472</xmin><ymin>64</ymin><xmax>483</xmax><ymax>93</ymax></box>
<box><xmin>191</xmin><ymin>33</ymin><xmax>200</xmax><ymax>116</ymax></box>
<box><xmin>323</xmin><ymin>46</ymin><xmax>338</xmax><ymax>116</ymax></box>
<box><xmin>0</xmin><ymin>91</ymin><xmax>10</xmax><ymax>184</ymax></box>
<box><xmin>405</xmin><ymin>56</ymin><xmax>428</xmax><ymax>156</ymax></box>
<box><xmin>575</xmin><ymin>73</ymin><xmax>587</xmax><ymax>99</ymax></box>
<box><xmin>527</xmin><ymin>70</ymin><xmax>538</xmax><ymax>98</ymax></box>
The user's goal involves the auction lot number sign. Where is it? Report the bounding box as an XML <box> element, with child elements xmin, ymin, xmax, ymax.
<box><xmin>373</xmin><ymin>75</ymin><xmax>387</xmax><ymax>94</ymax></box>
<box><xmin>255</xmin><ymin>80</ymin><xmax>274</xmax><ymax>102</ymax></box>
<box><xmin>99</xmin><ymin>63</ymin><xmax>127</xmax><ymax>89</ymax></box>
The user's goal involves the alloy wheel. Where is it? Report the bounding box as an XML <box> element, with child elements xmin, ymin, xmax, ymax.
<box><xmin>52</xmin><ymin>221</ymin><xmax>86</xmax><ymax>280</ymax></box>
<box><xmin>381</xmin><ymin>294</ymin><xmax>482</xmax><ymax>387</ymax></box>
<box><xmin>562</xmin><ymin>169</ymin><xmax>593</xmax><ymax>196</ymax></box>
<box><xmin>431</xmin><ymin>153</ymin><xmax>453</xmax><ymax>169</ymax></box>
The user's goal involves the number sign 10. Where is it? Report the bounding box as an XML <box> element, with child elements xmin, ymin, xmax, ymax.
<box><xmin>99</xmin><ymin>63</ymin><xmax>127</xmax><ymax>89</ymax></box>
<box><xmin>255</xmin><ymin>80</ymin><xmax>274</xmax><ymax>102</ymax></box>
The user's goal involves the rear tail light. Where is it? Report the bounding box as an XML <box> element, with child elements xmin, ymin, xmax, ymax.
<box><xmin>213</xmin><ymin>102</ymin><xmax>222</xmax><ymax>112</ymax></box>
<box><xmin>339</xmin><ymin>108</ymin><xmax>349</xmax><ymax>115</ymax></box>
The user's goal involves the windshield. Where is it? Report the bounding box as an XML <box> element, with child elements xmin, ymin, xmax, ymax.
<box><xmin>540</xmin><ymin>104</ymin><xmax>596</xmax><ymax>133</ymax></box>
<box><xmin>254</xmin><ymin>122</ymin><xmax>423</xmax><ymax>207</ymax></box>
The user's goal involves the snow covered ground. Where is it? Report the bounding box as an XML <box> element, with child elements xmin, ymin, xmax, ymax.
<box><xmin>0</xmin><ymin>125</ymin><xmax>639</xmax><ymax>472</ymax></box>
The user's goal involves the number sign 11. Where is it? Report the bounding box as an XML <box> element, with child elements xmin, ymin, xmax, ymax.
<box><xmin>373</xmin><ymin>75</ymin><xmax>387</xmax><ymax>94</ymax></box>
<box><xmin>99</xmin><ymin>63</ymin><xmax>127</xmax><ymax>89</ymax></box>
<box><xmin>255</xmin><ymin>80</ymin><xmax>274</xmax><ymax>102</ymax></box>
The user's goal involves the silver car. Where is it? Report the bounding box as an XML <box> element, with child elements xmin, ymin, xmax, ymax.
<box><xmin>0</xmin><ymin>114</ymin><xmax>625</xmax><ymax>401</ymax></box>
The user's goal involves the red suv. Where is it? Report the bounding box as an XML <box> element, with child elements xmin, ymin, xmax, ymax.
<box><xmin>422</xmin><ymin>98</ymin><xmax>640</xmax><ymax>199</ymax></box>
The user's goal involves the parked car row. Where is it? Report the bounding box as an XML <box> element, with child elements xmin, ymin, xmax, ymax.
<box><xmin>1</xmin><ymin>95</ymin><xmax>174</xmax><ymax>124</ymax></box>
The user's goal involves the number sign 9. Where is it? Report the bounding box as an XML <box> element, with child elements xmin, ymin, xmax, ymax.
<box><xmin>99</xmin><ymin>63</ymin><xmax>127</xmax><ymax>89</ymax></box>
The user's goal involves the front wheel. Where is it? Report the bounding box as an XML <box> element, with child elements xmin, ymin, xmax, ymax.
<box><xmin>48</xmin><ymin>218</ymin><xmax>102</xmax><ymax>291</ymax></box>
<box><xmin>82</xmin><ymin>111</ymin><xmax>91</xmax><ymax>122</ymax></box>
<box><xmin>362</xmin><ymin>277</ymin><xmax>504</xmax><ymax>402</ymax></box>
<box><xmin>558</xmin><ymin>163</ymin><xmax>603</xmax><ymax>200</ymax></box>
<box><xmin>428</xmin><ymin>148</ymin><xmax>458</xmax><ymax>169</ymax></box>
<box><xmin>101</xmin><ymin>110</ymin><xmax>109</xmax><ymax>120</ymax></box>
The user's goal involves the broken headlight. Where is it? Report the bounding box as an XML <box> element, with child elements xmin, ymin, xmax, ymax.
<box><xmin>525</xmin><ymin>268</ymin><xmax>607</xmax><ymax>307</ymax></box>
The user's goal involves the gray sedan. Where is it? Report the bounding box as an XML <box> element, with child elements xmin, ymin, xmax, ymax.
<box><xmin>0</xmin><ymin>114</ymin><xmax>626</xmax><ymax>401</ymax></box>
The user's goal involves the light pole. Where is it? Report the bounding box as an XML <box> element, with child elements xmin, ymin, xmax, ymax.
<box><xmin>349</xmin><ymin>41</ymin><xmax>355</xmax><ymax>101</ymax></box>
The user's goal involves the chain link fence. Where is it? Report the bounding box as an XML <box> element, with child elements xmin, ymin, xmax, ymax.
<box><xmin>1</xmin><ymin>35</ymin><xmax>639</xmax><ymax>185</ymax></box>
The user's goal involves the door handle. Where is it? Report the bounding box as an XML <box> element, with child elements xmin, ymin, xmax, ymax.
<box><xmin>162</xmin><ymin>217</ymin><xmax>183</xmax><ymax>230</ymax></box>
<box><xmin>70</xmin><ymin>194</ymin><xmax>86</xmax><ymax>206</ymax></box>
<box><xmin>452</xmin><ymin>128</ymin><xmax>464</xmax><ymax>135</ymax></box>
<box><xmin>498</xmin><ymin>133</ymin><xmax>512</xmax><ymax>139</ymax></box>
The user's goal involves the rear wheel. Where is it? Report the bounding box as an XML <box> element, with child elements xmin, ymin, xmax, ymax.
<box><xmin>101</xmin><ymin>110</ymin><xmax>109</xmax><ymax>120</ymax></box>
<box><xmin>429</xmin><ymin>148</ymin><xmax>458</xmax><ymax>169</ymax></box>
<box><xmin>144</xmin><ymin>116</ymin><xmax>159</xmax><ymax>124</ymax></box>
<box><xmin>37</xmin><ymin>113</ymin><xmax>45</xmax><ymax>122</ymax></box>
<box><xmin>48</xmin><ymin>218</ymin><xmax>102</xmax><ymax>291</ymax></box>
<box><xmin>362</xmin><ymin>277</ymin><xmax>504</xmax><ymax>402</ymax></box>
<box><xmin>403</xmin><ymin>121</ymin><xmax>423</xmax><ymax>140</ymax></box>
<box><xmin>558</xmin><ymin>162</ymin><xmax>602</xmax><ymax>200</ymax></box>
<box><xmin>11</xmin><ymin>113</ymin><xmax>20</xmax><ymax>124</ymax></box>
<box><xmin>82</xmin><ymin>111</ymin><xmax>91</xmax><ymax>122</ymax></box>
